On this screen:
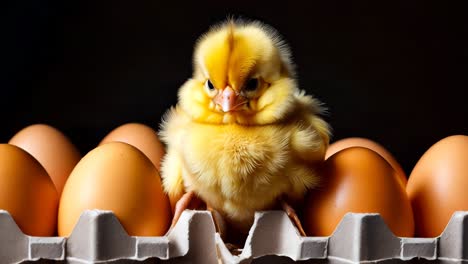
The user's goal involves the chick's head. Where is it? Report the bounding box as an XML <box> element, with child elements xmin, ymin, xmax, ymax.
<box><xmin>178</xmin><ymin>20</ymin><xmax>299</xmax><ymax>125</ymax></box>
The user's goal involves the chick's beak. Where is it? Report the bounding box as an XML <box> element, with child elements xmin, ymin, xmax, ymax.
<box><xmin>214</xmin><ymin>86</ymin><xmax>246</xmax><ymax>112</ymax></box>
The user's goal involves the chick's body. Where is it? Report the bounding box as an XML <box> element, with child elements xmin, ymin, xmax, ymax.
<box><xmin>160</xmin><ymin>20</ymin><xmax>330</xmax><ymax>233</ymax></box>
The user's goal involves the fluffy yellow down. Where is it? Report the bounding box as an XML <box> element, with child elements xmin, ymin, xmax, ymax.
<box><xmin>159</xmin><ymin>19</ymin><xmax>330</xmax><ymax>232</ymax></box>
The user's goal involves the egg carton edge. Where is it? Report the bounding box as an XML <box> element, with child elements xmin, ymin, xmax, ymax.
<box><xmin>0</xmin><ymin>209</ymin><xmax>467</xmax><ymax>263</ymax></box>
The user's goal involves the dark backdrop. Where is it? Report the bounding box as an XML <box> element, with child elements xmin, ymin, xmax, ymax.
<box><xmin>1</xmin><ymin>1</ymin><xmax>467</xmax><ymax>177</ymax></box>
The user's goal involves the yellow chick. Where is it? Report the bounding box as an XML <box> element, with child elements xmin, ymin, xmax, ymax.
<box><xmin>159</xmin><ymin>19</ymin><xmax>331</xmax><ymax>242</ymax></box>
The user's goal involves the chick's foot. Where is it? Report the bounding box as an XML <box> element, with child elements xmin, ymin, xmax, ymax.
<box><xmin>281</xmin><ymin>199</ymin><xmax>307</xmax><ymax>236</ymax></box>
<box><xmin>171</xmin><ymin>191</ymin><xmax>205</xmax><ymax>228</ymax></box>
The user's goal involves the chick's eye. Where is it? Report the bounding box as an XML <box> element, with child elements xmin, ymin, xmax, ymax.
<box><xmin>205</xmin><ymin>79</ymin><xmax>215</xmax><ymax>91</ymax></box>
<box><xmin>244</xmin><ymin>78</ymin><xmax>258</xmax><ymax>91</ymax></box>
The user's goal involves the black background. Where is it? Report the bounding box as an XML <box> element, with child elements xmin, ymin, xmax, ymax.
<box><xmin>1</xmin><ymin>1</ymin><xmax>467</xmax><ymax>177</ymax></box>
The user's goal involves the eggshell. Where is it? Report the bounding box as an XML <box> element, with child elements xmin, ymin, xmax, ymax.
<box><xmin>9</xmin><ymin>124</ymin><xmax>81</xmax><ymax>196</ymax></box>
<box><xmin>0</xmin><ymin>144</ymin><xmax>58</xmax><ymax>236</ymax></box>
<box><xmin>100</xmin><ymin>123</ymin><xmax>165</xmax><ymax>171</ymax></box>
<box><xmin>58</xmin><ymin>142</ymin><xmax>171</xmax><ymax>237</ymax></box>
<box><xmin>326</xmin><ymin>137</ymin><xmax>407</xmax><ymax>186</ymax></box>
<box><xmin>407</xmin><ymin>135</ymin><xmax>468</xmax><ymax>237</ymax></box>
<box><xmin>304</xmin><ymin>147</ymin><xmax>414</xmax><ymax>237</ymax></box>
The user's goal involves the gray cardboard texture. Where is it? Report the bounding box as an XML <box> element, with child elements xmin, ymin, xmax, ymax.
<box><xmin>438</xmin><ymin>211</ymin><xmax>468</xmax><ymax>260</ymax></box>
<box><xmin>0</xmin><ymin>210</ymin><xmax>65</xmax><ymax>263</ymax></box>
<box><xmin>1</xmin><ymin>209</ymin><xmax>468</xmax><ymax>263</ymax></box>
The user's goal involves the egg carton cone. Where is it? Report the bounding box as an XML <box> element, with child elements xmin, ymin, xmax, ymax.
<box><xmin>0</xmin><ymin>210</ymin><xmax>65</xmax><ymax>263</ymax></box>
<box><xmin>1</xmin><ymin>209</ymin><xmax>468</xmax><ymax>264</ymax></box>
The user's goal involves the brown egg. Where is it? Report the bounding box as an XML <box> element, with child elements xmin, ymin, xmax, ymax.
<box><xmin>407</xmin><ymin>135</ymin><xmax>468</xmax><ymax>237</ymax></box>
<box><xmin>9</xmin><ymin>124</ymin><xmax>81</xmax><ymax>196</ymax></box>
<box><xmin>58</xmin><ymin>142</ymin><xmax>171</xmax><ymax>237</ymax></box>
<box><xmin>304</xmin><ymin>147</ymin><xmax>414</xmax><ymax>237</ymax></box>
<box><xmin>326</xmin><ymin>137</ymin><xmax>407</xmax><ymax>187</ymax></box>
<box><xmin>100</xmin><ymin>123</ymin><xmax>165</xmax><ymax>171</ymax></box>
<box><xmin>0</xmin><ymin>144</ymin><xmax>58</xmax><ymax>236</ymax></box>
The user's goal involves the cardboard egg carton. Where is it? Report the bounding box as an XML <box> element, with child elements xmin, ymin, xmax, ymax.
<box><xmin>1</xmin><ymin>209</ymin><xmax>467</xmax><ymax>264</ymax></box>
